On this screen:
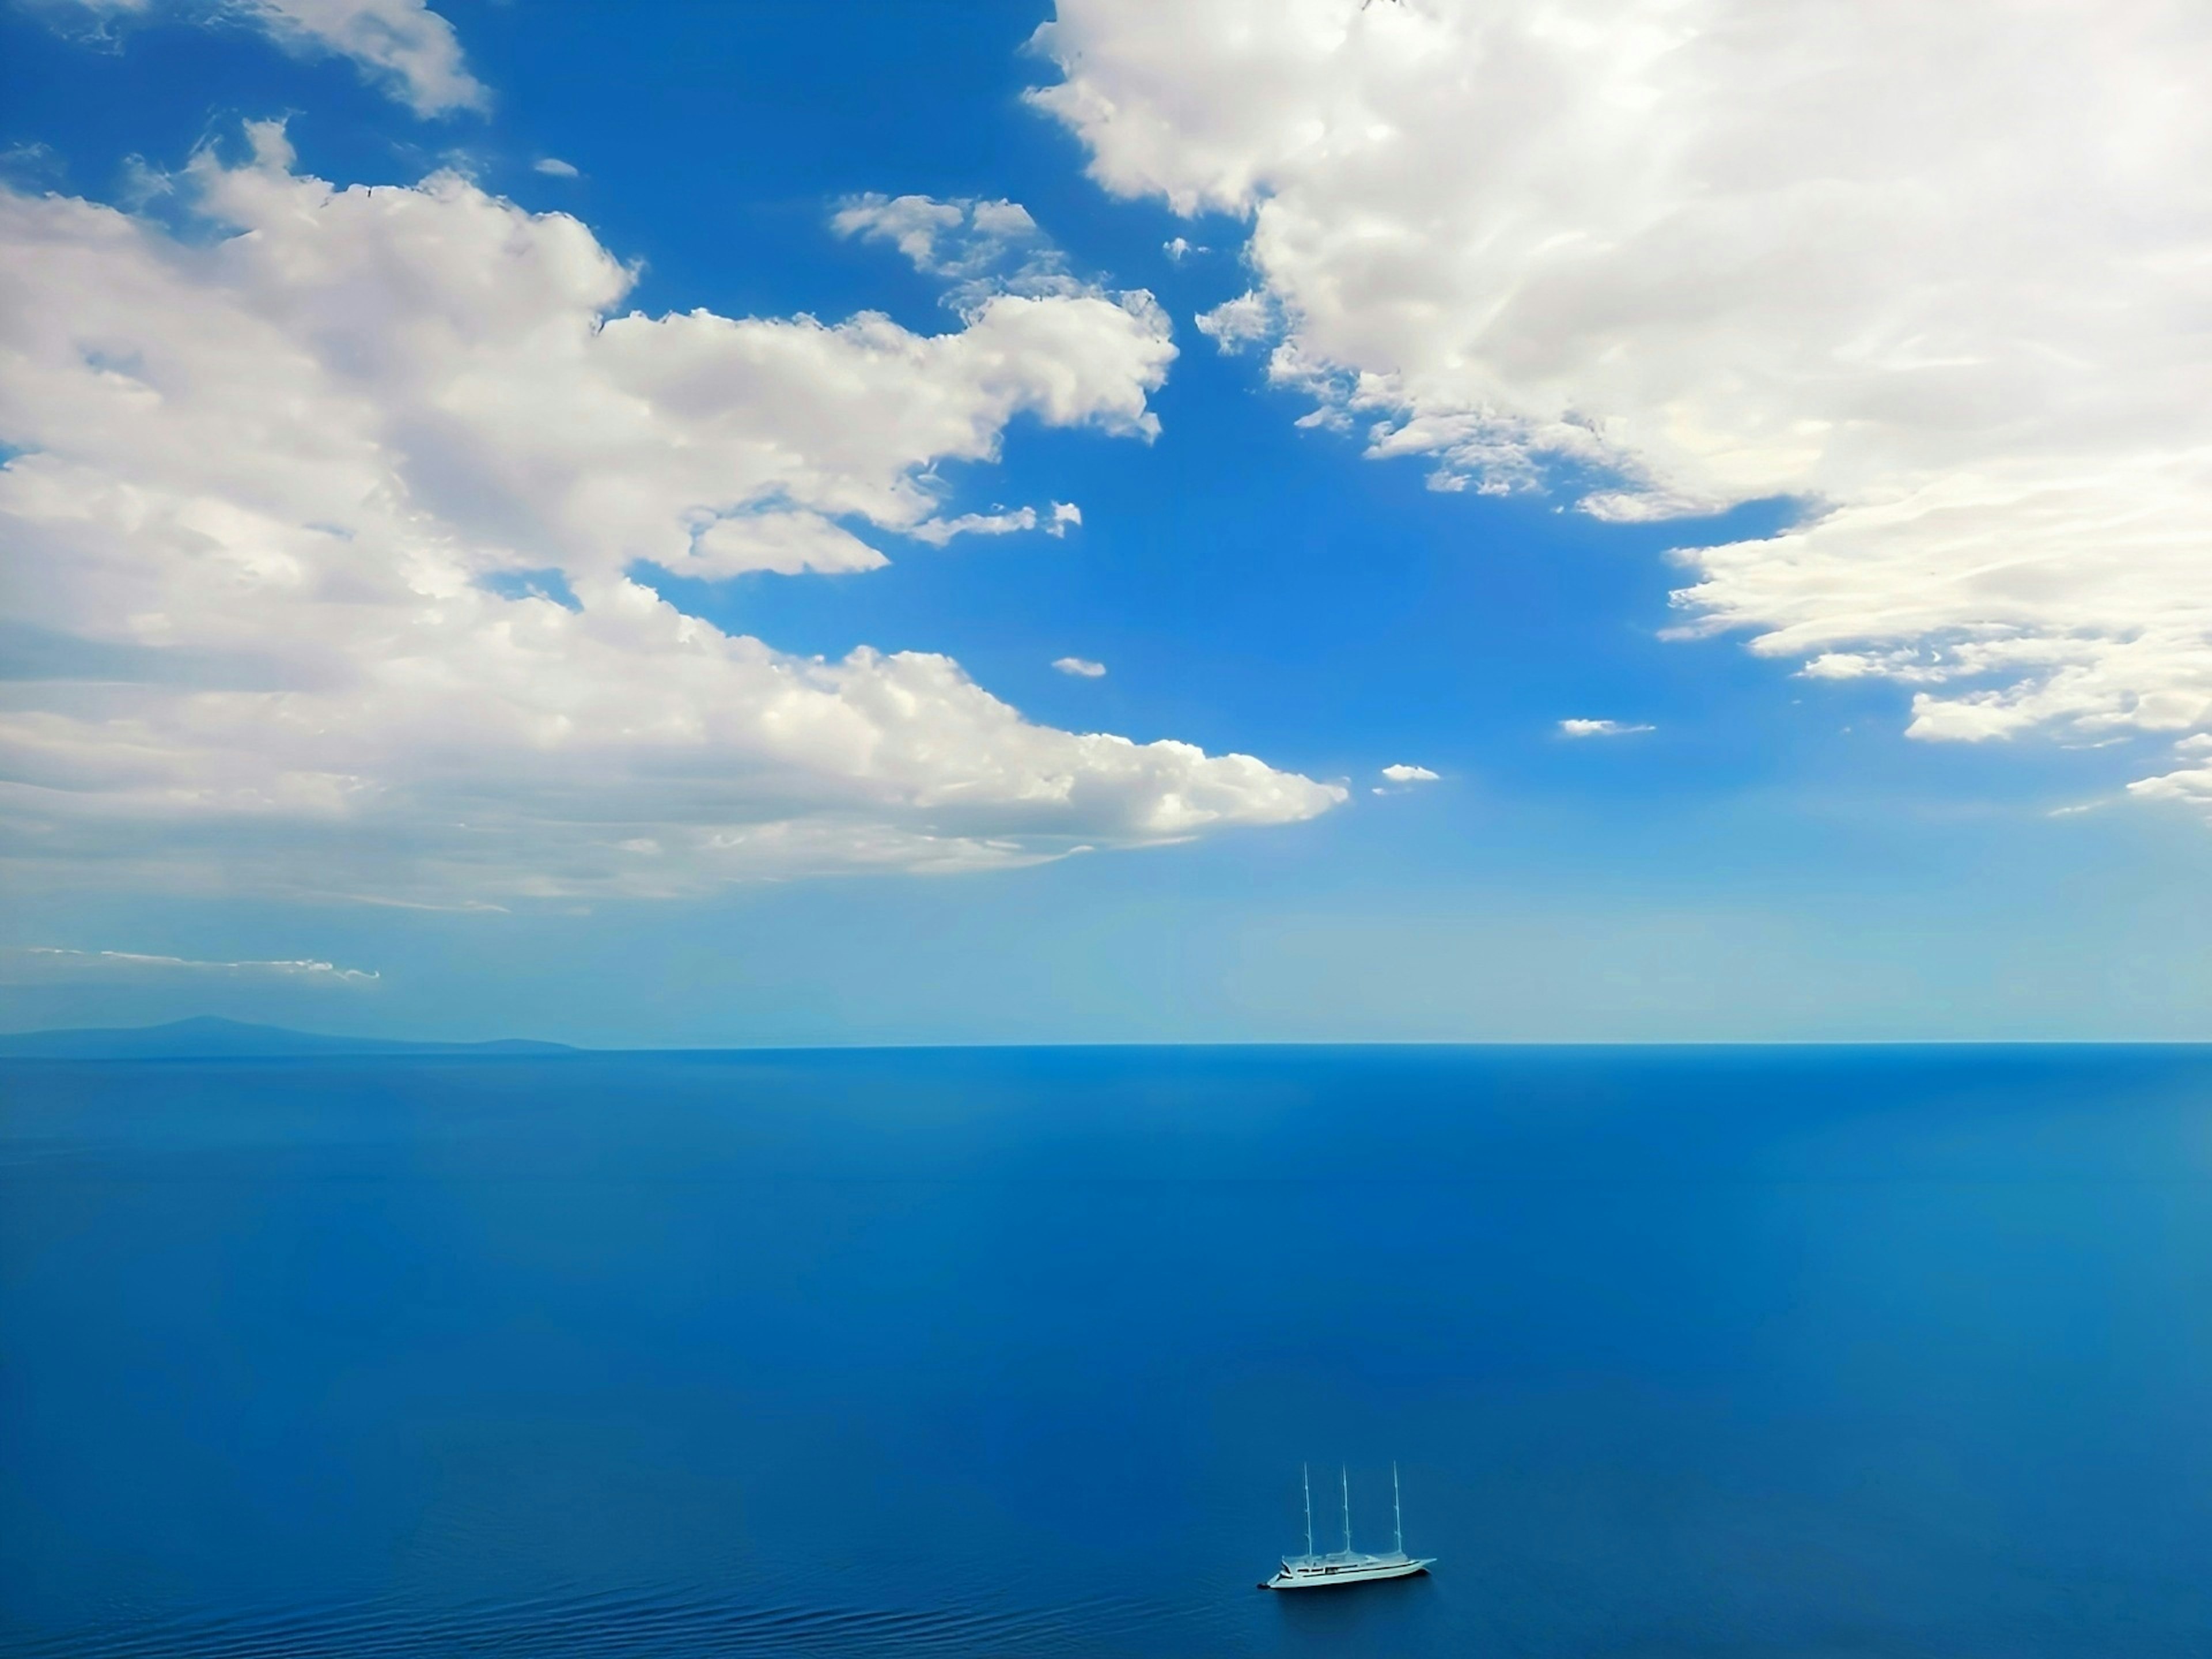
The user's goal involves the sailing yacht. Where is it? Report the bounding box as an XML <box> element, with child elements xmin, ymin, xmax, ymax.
<box><xmin>1260</xmin><ymin>1464</ymin><xmax>1435</xmax><ymax>1589</ymax></box>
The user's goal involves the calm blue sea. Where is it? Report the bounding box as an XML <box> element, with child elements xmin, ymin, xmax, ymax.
<box><xmin>3</xmin><ymin>1047</ymin><xmax>2209</xmax><ymax>1657</ymax></box>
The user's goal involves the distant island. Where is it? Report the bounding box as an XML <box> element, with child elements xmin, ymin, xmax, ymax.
<box><xmin>0</xmin><ymin>1016</ymin><xmax>576</xmax><ymax>1060</ymax></box>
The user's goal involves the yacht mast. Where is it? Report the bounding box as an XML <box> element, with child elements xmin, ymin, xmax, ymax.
<box><xmin>1340</xmin><ymin>1465</ymin><xmax>1353</xmax><ymax>1554</ymax></box>
<box><xmin>1393</xmin><ymin>1462</ymin><xmax>1403</xmax><ymax>1555</ymax></box>
<box><xmin>1302</xmin><ymin>1464</ymin><xmax>1314</xmax><ymax>1558</ymax></box>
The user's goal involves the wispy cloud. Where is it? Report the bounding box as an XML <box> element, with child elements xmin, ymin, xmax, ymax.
<box><xmin>906</xmin><ymin>501</ymin><xmax>1081</xmax><ymax>547</ymax></box>
<box><xmin>1194</xmin><ymin>291</ymin><xmax>1274</xmax><ymax>353</ymax></box>
<box><xmin>6</xmin><ymin>948</ymin><xmax>378</xmax><ymax>983</ymax></box>
<box><xmin>1053</xmin><ymin>657</ymin><xmax>1107</xmax><ymax>678</ymax></box>
<box><xmin>51</xmin><ymin>0</ymin><xmax>488</xmax><ymax>116</ymax></box>
<box><xmin>533</xmin><ymin>157</ymin><xmax>579</xmax><ymax>179</ymax></box>
<box><xmin>832</xmin><ymin>192</ymin><xmax>1082</xmax><ymax>314</ymax></box>
<box><xmin>1558</xmin><ymin>719</ymin><xmax>1655</xmax><ymax>739</ymax></box>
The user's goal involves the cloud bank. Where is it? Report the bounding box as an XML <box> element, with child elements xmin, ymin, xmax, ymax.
<box><xmin>0</xmin><ymin>126</ymin><xmax>1342</xmax><ymax>902</ymax></box>
<box><xmin>1029</xmin><ymin>0</ymin><xmax>2212</xmax><ymax>812</ymax></box>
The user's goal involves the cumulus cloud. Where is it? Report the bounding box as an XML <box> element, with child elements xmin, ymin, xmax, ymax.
<box><xmin>1195</xmin><ymin>291</ymin><xmax>1274</xmax><ymax>354</ymax></box>
<box><xmin>5</xmin><ymin>947</ymin><xmax>378</xmax><ymax>983</ymax></box>
<box><xmin>0</xmin><ymin>126</ymin><xmax>1342</xmax><ymax>903</ymax></box>
<box><xmin>1053</xmin><ymin>657</ymin><xmax>1108</xmax><ymax>678</ymax></box>
<box><xmin>54</xmin><ymin>0</ymin><xmax>487</xmax><ymax>116</ymax></box>
<box><xmin>1162</xmin><ymin>236</ymin><xmax>1206</xmax><ymax>262</ymax></box>
<box><xmin>533</xmin><ymin>157</ymin><xmax>579</xmax><ymax>179</ymax></box>
<box><xmin>1029</xmin><ymin>0</ymin><xmax>2212</xmax><ymax>812</ymax></box>
<box><xmin>1558</xmin><ymin>719</ymin><xmax>1654</xmax><ymax>739</ymax></box>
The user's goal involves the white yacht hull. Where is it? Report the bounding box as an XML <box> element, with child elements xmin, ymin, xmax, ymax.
<box><xmin>1260</xmin><ymin>1555</ymin><xmax>1435</xmax><ymax>1590</ymax></box>
<box><xmin>1264</xmin><ymin>1464</ymin><xmax>1430</xmax><ymax>1590</ymax></box>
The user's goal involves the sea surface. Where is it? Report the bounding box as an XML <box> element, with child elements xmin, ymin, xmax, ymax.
<box><xmin>2</xmin><ymin>1046</ymin><xmax>2209</xmax><ymax>1657</ymax></box>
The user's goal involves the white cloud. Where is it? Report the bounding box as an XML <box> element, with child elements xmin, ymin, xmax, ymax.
<box><xmin>1053</xmin><ymin>657</ymin><xmax>1108</xmax><ymax>678</ymax></box>
<box><xmin>1029</xmin><ymin>0</ymin><xmax>2212</xmax><ymax>813</ymax></box>
<box><xmin>6</xmin><ymin>946</ymin><xmax>377</xmax><ymax>983</ymax></box>
<box><xmin>832</xmin><ymin>192</ymin><xmax>1086</xmax><ymax>315</ymax></box>
<box><xmin>1194</xmin><ymin>291</ymin><xmax>1274</xmax><ymax>354</ymax></box>
<box><xmin>244</xmin><ymin>0</ymin><xmax>485</xmax><ymax>115</ymax></box>
<box><xmin>903</xmin><ymin>499</ymin><xmax>1082</xmax><ymax>547</ymax></box>
<box><xmin>0</xmin><ymin>127</ymin><xmax>1342</xmax><ymax>903</ymax></box>
<box><xmin>54</xmin><ymin>0</ymin><xmax>487</xmax><ymax>116</ymax></box>
<box><xmin>1162</xmin><ymin>236</ymin><xmax>1206</xmax><ymax>262</ymax></box>
<box><xmin>1558</xmin><ymin>719</ymin><xmax>1655</xmax><ymax>740</ymax></box>
<box><xmin>533</xmin><ymin>157</ymin><xmax>579</xmax><ymax>179</ymax></box>
<box><xmin>687</xmin><ymin>510</ymin><xmax>887</xmax><ymax>576</ymax></box>
<box><xmin>1372</xmin><ymin>760</ymin><xmax>1440</xmax><ymax>794</ymax></box>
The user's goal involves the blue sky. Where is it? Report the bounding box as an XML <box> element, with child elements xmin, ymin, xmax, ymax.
<box><xmin>5</xmin><ymin>0</ymin><xmax>2211</xmax><ymax>1042</ymax></box>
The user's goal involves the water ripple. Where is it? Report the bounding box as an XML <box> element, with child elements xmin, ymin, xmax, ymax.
<box><xmin>14</xmin><ymin>1581</ymin><xmax>1226</xmax><ymax>1658</ymax></box>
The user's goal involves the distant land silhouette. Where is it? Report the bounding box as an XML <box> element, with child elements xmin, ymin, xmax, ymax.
<box><xmin>0</xmin><ymin>1016</ymin><xmax>575</xmax><ymax>1059</ymax></box>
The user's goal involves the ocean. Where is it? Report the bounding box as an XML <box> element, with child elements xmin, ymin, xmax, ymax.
<box><xmin>2</xmin><ymin>1046</ymin><xmax>2207</xmax><ymax>1656</ymax></box>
